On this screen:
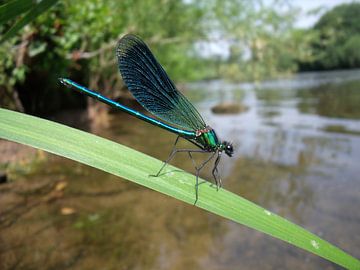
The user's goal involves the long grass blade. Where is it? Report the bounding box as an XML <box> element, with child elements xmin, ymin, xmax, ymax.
<box><xmin>0</xmin><ymin>108</ymin><xmax>358</xmax><ymax>269</ymax></box>
<box><xmin>0</xmin><ymin>0</ymin><xmax>34</xmax><ymax>25</ymax></box>
<box><xmin>0</xmin><ymin>0</ymin><xmax>59</xmax><ymax>43</ymax></box>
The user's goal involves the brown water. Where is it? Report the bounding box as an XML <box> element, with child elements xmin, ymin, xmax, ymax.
<box><xmin>1</xmin><ymin>70</ymin><xmax>360</xmax><ymax>269</ymax></box>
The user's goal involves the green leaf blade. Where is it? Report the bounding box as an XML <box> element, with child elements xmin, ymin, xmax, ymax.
<box><xmin>0</xmin><ymin>0</ymin><xmax>34</xmax><ymax>25</ymax></box>
<box><xmin>0</xmin><ymin>0</ymin><xmax>59</xmax><ymax>43</ymax></box>
<box><xmin>0</xmin><ymin>108</ymin><xmax>359</xmax><ymax>269</ymax></box>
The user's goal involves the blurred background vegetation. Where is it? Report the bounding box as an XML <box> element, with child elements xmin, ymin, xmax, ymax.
<box><xmin>1</xmin><ymin>2</ymin><xmax>360</xmax><ymax>269</ymax></box>
<box><xmin>0</xmin><ymin>0</ymin><xmax>359</xmax><ymax>115</ymax></box>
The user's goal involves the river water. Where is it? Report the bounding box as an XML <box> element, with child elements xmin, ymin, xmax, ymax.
<box><xmin>1</xmin><ymin>69</ymin><xmax>359</xmax><ymax>269</ymax></box>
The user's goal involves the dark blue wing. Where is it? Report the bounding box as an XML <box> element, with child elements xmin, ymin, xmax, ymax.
<box><xmin>116</xmin><ymin>34</ymin><xmax>206</xmax><ymax>131</ymax></box>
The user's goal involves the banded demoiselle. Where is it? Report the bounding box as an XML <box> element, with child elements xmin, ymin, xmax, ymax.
<box><xmin>60</xmin><ymin>34</ymin><xmax>233</xmax><ymax>203</ymax></box>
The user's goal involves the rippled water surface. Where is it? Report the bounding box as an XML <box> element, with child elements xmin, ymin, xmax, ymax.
<box><xmin>1</xmin><ymin>70</ymin><xmax>360</xmax><ymax>269</ymax></box>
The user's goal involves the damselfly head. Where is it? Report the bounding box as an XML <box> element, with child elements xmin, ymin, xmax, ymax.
<box><xmin>222</xmin><ymin>141</ymin><xmax>234</xmax><ymax>157</ymax></box>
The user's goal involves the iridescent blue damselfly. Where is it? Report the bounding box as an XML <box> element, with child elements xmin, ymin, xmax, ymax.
<box><xmin>60</xmin><ymin>35</ymin><xmax>233</xmax><ymax>203</ymax></box>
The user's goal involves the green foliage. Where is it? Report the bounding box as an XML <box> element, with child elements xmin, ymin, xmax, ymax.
<box><xmin>0</xmin><ymin>0</ymin><xmax>59</xmax><ymax>43</ymax></box>
<box><xmin>0</xmin><ymin>0</ymin><xmax>210</xmax><ymax>113</ymax></box>
<box><xmin>0</xmin><ymin>0</ymin><xmax>61</xmax><ymax>112</ymax></box>
<box><xmin>342</xmin><ymin>35</ymin><xmax>360</xmax><ymax>68</ymax></box>
<box><xmin>315</xmin><ymin>3</ymin><xmax>360</xmax><ymax>34</ymax></box>
<box><xmin>213</xmin><ymin>0</ymin><xmax>311</xmax><ymax>81</ymax></box>
<box><xmin>0</xmin><ymin>0</ymin><xmax>33</xmax><ymax>25</ymax></box>
<box><xmin>0</xmin><ymin>34</ymin><xmax>27</xmax><ymax>111</ymax></box>
<box><xmin>2</xmin><ymin>1</ymin><xmax>360</xmax><ymax>113</ymax></box>
<box><xmin>302</xmin><ymin>3</ymin><xmax>360</xmax><ymax>70</ymax></box>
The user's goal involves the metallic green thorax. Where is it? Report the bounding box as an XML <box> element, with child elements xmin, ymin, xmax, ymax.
<box><xmin>194</xmin><ymin>127</ymin><xmax>221</xmax><ymax>150</ymax></box>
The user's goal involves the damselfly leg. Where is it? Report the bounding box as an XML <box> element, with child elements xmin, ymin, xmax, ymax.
<box><xmin>153</xmin><ymin>136</ymin><xmax>221</xmax><ymax>203</ymax></box>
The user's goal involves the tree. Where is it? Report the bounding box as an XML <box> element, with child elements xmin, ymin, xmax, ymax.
<box><xmin>210</xmin><ymin>0</ymin><xmax>308</xmax><ymax>81</ymax></box>
<box><xmin>303</xmin><ymin>3</ymin><xmax>360</xmax><ymax>70</ymax></box>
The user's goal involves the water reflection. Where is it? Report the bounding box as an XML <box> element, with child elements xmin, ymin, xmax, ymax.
<box><xmin>1</xmin><ymin>69</ymin><xmax>360</xmax><ymax>269</ymax></box>
<box><xmin>297</xmin><ymin>80</ymin><xmax>360</xmax><ymax>119</ymax></box>
<box><xmin>186</xmin><ymin>69</ymin><xmax>360</xmax><ymax>268</ymax></box>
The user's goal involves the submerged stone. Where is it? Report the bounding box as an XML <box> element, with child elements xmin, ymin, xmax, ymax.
<box><xmin>211</xmin><ymin>102</ymin><xmax>248</xmax><ymax>114</ymax></box>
